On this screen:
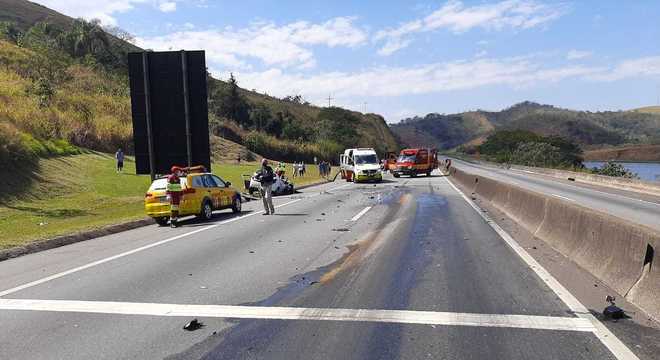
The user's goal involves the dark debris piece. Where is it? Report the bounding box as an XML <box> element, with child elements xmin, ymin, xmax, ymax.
<box><xmin>332</xmin><ymin>228</ymin><xmax>350</xmax><ymax>232</ymax></box>
<box><xmin>183</xmin><ymin>319</ymin><xmax>204</xmax><ymax>331</ymax></box>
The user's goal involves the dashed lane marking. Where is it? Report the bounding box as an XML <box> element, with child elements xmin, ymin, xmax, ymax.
<box><xmin>551</xmin><ymin>193</ymin><xmax>576</xmax><ymax>202</ymax></box>
<box><xmin>350</xmin><ymin>206</ymin><xmax>372</xmax><ymax>221</ymax></box>
<box><xmin>0</xmin><ymin>298</ymin><xmax>594</xmax><ymax>332</ymax></box>
<box><xmin>444</xmin><ymin>177</ymin><xmax>639</xmax><ymax>360</ymax></box>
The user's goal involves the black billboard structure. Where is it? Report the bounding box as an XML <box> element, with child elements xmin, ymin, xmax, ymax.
<box><xmin>128</xmin><ymin>50</ymin><xmax>210</xmax><ymax>179</ymax></box>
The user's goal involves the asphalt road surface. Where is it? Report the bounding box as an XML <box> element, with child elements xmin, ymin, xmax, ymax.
<box><xmin>450</xmin><ymin>158</ymin><xmax>660</xmax><ymax>232</ymax></box>
<box><xmin>0</xmin><ymin>172</ymin><xmax>655</xmax><ymax>359</ymax></box>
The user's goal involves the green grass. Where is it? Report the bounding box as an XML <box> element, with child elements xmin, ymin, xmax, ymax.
<box><xmin>0</xmin><ymin>153</ymin><xmax>333</xmax><ymax>250</ymax></box>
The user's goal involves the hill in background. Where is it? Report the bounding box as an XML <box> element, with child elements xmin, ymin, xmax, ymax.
<box><xmin>0</xmin><ymin>0</ymin><xmax>399</xmax><ymax>173</ymax></box>
<box><xmin>391</xmin><ymin>101</ymin><xmax>660</xmax><ymax>152</ymax></box>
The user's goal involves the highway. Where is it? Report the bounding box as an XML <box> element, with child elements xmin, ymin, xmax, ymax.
<box><xmin>0</xmin><ymin>173</ymin><xmax>657</xmax><ymax>359</ymax></box>
<box><xmin>450</xmin><ymin>158</ymin><xmax>660</xmax><ymax>232</ymax></box>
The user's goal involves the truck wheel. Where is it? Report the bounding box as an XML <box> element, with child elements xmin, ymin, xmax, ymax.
<box><xmin>393</xmin><ymin>173</ymin><xmax>400</xmax><ymax>178</ymax></box>
<box><xmin>426</xmin><ymin>170</ymin><xmax>431</xmax><ymax>176</ymax></box>
<box><xmin>231</xmin><ymin>196</ymin><xmax>242</xmax><ymax>213</ymax></box>
<box><xmin>155</xmin><ymin>217</ymin><xmax>169</xmax><ymax>226</ymax></box>
<box><xmin>199</xmin><ymin>200</ymin><xmax>213</xmax><ymax>220</ymax></box>
<box><xmin>411</xmin><ymin>173</ymin><xmax>417</xmax><ymax>178</ymax></box>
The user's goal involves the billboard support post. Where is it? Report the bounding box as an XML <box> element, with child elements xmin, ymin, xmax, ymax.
<box><xmin>141</xmin><ymin>52</ymin><xmax>156</xmax><ymax>181</ymax></box>
<box><xmin>181</xmin><ymin>50</ymin><xmax>193</xmax><ymax>168</ymax></box>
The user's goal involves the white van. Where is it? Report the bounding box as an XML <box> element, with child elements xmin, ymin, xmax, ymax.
<box><xmin>339</xmin><ymin>148</ymin><xmax>382</xmax><ymax>183</ymax></box>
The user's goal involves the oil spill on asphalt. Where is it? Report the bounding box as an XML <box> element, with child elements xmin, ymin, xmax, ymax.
<box><xmin>364</xmin><ymin>188</ymin><xmax>449</xmax><ymax>359</ymax></box>
<box><xmin>166</xmin><ymin>186</ymin><xmax>409</xmax><ymax>359</ymax></box>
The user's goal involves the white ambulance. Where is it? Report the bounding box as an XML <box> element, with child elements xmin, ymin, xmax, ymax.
<box><xmin>339</xmin><ymin>148</ymin><xmax>382</xmax><ymax>183</ymax></box>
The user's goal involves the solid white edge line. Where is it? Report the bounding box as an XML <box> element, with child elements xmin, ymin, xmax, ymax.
<box><xmin>350</xmin><ymin>206</ymin><xmax>372</xmax><ymax>221</ymax></box>
<box><xmin>444</xmin><ymin>177</ymin><xmax>639</xmax><ymax>360</ymax></box>
<box><xmin>0</xmin><ymin>198</ymin><xmax>302</xmax><ymax>298</ymax></box>
<box><xmin>0</xmin><ymin>299</ymin><xmax>594</xmax><ymax>332</ymax></box>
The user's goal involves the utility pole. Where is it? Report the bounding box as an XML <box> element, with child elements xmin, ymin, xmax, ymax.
<box><xmin>363</xmin><ymin>102</ymin><xmax>368</xmax><ymax>113</ymax></box>
<box><xmin>326</xmin><ymin>94</ymin><xmax>334</xmax><ymax>107</ymax></box>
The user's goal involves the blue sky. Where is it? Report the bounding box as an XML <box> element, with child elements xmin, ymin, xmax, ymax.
<box><xmin>34</xmin><ymin>0</ymin><xmax>660</xmax><ymax>121</ymax></box>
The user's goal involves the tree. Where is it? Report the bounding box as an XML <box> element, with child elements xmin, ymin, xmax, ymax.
<box><xmin>103</xmin><ymin>25</ymin><xmax>136</xmax><ymax>44</ymax></box>
<box><xmin>208</xmin><ymin>73</ymin><xmax>251</xmax><ymax>127</ymax></box>
<box><xmin>0</xmin><ymin>21</ymin><xmax>21</xmax><ymax>43</ymax></box>
<box><xmin>59</xmin><ymin>19</ymin><xmax>111</xmax><ymax>59</ymax></box>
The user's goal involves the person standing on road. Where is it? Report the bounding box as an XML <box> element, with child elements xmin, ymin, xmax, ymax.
<box><xmin>167</xmin><ymin>166</ymin><xmax>184</xmax><ymax>227</ymax></box>
<box><xmin>258</xmin><ymin>159</ymin><xmax>275</xmax><ymax>215</ymax></box>
<box><xmin>115</xmin><ymin>148</ymin><xmax>124</xmax><ymax>173</ymax></box>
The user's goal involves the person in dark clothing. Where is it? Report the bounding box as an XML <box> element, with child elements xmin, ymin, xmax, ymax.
<box><xmin>257</xmin><ymin>159</ymin><xmax>275</xmax><ymax>215</ymax></box>
<box><xmin>115</xmin><ymin>148</ymin><xmax>124</xmax><ymax>173</ymax></box>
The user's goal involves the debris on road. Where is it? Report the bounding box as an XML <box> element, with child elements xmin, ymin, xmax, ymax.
<box><xmin>200</xmin><ymin>286</ymin><xmax>207</xmax><ymax>289</ymax></box>
<box><xmin>183</xmin><ymin>319</ymin><xmax>204</xmax><ymax>331</ymax></box>
<box><xmin>332</xmin><ymin>228</ymin><xmax>350</xmax><ymax>232</ymax></box>
<box><xmin>603</xmin><ymin>295</ymin><xmax>627</xmax><ymax>320</ymax></box>
<box><xmin>249</xmin><ymin>250</ymin><xmax>255</xmax><ymax>254</ymax></box>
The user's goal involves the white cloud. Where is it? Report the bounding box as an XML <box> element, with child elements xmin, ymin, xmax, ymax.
<box><xmin>227</xmin><ymin>57</ymin><xmax>603</xmax><ymax>105</ymax></box>
<box><xmin>567</xmin><ymin>50</ymin><xmax>592</xmax><ymax>60</ymax></box>
<box><xmin>475</xmin><ymin>50</ymin><xmax>488</xmax><ymax>58</ymax></box>
<box><xmin>31</xmin><ymin>0</ymin><xmax>183</xmax><ymax>25</ymax></box>
<box><xmin>158</xmin><ymin>2</ymin><xmax>177</xmax><ymax>12</ymax></box>
<box><xmin>137</xmin><ymin>17</ymin><xmax>368</xmax><ymax>69</ymax></box>
<box><xmin>375</xmin><ymin>0</ymin><xmax>568</xmax><ymax>55</ymax></box>
<box><xmin>588</xmin><ymin>56</ymin><xmax>660</xmax><ymax>81</ymax></box>
<box><xmin>224</xmin><ymin>54</ymin><xmax>660</xmax><ymax>109</ymax></box>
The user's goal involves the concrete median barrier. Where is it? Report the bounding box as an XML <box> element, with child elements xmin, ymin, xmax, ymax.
<box><xmin>449</xmin><ymin>166</ymin><xmax>660</xmax><ymax>321</ymax></box>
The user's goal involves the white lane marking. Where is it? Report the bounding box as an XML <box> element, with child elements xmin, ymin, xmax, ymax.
<box><xmin>0</xmin><ymin>298</ymin><xmax>594</xmax><ymax>332</ymax></box>
<box><xmin>551</xmin><ymin>193</ymin><xmax>576</xmax><ymax>202</ymax></box>
<box><xmin>444</xmin><ymin>177</ymin><xmax>639</xmax><ymax>360</ymax></box>
<box><xmin>0</xmin><ymin>199</ymin><xmax>302</xmax><ymax>298</ymax></box>
<box><xmin>350</xmin><ymin>206</ymin><xmax>372</xmax><ymax>221</ymax></box>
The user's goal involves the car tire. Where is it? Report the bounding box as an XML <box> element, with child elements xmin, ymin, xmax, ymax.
<box><xmin>200</xmin><ymin>199</ymin><xmax>213</xmax><ymax>220</ymax></box>
<box><xmin>231</xmin><ymin>196</ymin><xmax>242</xmax><ymax>213</ymax></box>
<box><xmin>426</xmin><ymin>170</ymin><xmax>431</xmax><ymax>176</ymax></box>
<box><xmin>393</xmin><ymin>173</ymin><xmax>400</xmax><ymax>178</ymax></box>
<box><xmin>155</xmin><ymin>217</ymin><xmax>169</xmax><ymax>226</ymax></box>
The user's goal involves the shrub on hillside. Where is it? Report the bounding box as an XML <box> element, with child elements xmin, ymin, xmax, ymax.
<box><xmin>591</xmin><ymin>162</ymin><xmax>638</xmax><ymax>179</ymax></box>
<box><xmin>511</xmin><ymin>142</ymin><xmax>562</xmax><ymax>167</ymax></box>
<box><xmin>0</xmin><ymin>122</ymin><xmax>36</xmax><ymax>168</ymax></box>
<box><xmin>478</xmin><ymin>130</ymin><xmax>583</xmax><ymax>167</ymax></box>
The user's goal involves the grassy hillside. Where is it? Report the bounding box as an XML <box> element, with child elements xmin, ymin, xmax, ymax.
<box><xmin>0</xmin><ymin>0</ymin><xmax>73</xmax><ymax>30</ymax></box>
<box><xmin>391</xmin><ymin>101</ymin><xmax>660</xmax><ymax>152</ymax></box>
<box><xmin>633</xmin><ymin>106</ymin><xmax>660</xmax><ymax>115</ymax></box>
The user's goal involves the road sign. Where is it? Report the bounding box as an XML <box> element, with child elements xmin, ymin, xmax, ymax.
<box><xmin>128</xmin><ymin>50</ymin><xmax>210</xmax><ymax>178</ymax></box>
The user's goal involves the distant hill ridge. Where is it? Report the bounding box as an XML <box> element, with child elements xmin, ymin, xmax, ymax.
<box><xmin>391</xmin><ymin>101</ymin><xmax>660</xmax><ymax>150</ymax></box>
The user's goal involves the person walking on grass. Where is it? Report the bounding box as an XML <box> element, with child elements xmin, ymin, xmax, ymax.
<box><xmin>115</xmin><ymin>148</ymin><xmax>124</xmax><ymax>173</ymax></box>
<box><xmin>258</xmin><ymin>159</ymin><xmax>275</xmax><ymax>215</ymax></box>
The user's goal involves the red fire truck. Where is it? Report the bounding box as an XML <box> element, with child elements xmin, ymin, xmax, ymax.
<box><xmin>392</xmin><ymin>148</ymin><xmax>438</xmax><ymax>178</ymax></box>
